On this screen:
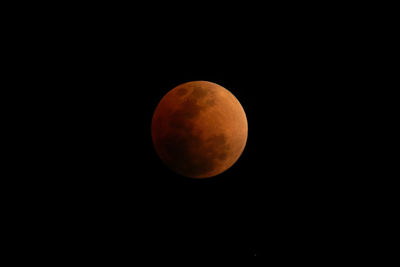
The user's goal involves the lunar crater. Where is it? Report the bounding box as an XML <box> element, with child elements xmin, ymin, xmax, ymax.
<box><xmin>176</xmin><ymin>87</ymin><xmax>189</xmax><ymax>96</ymax></box>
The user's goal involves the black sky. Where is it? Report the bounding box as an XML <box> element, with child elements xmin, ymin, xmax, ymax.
<box><xmin>31</xmin><ymin>4</ymin><xmax>372</xmax><ymax>261</ymax></box>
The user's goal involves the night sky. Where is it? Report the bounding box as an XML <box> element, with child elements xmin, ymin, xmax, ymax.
<box><xmin>61</xmin><ymin>52</ymin><xmax>352</xmax><ymax>259</ymax></box>
<box><xmin>34</xmin><ymin>4</ymin><xmax>368</xmax><ymax>261</ymax></box>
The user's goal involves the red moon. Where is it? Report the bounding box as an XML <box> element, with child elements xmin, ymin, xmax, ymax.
<box><xmin>151</xmin><ymin>81</ymin><xmax>248</xmax><ymax>178</ymax></box>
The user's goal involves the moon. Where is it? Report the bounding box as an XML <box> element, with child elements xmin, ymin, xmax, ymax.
<box><xmin>151</xmin><ymin>81</ymin><xmax>248</xmax><ymax>178</ymax></box>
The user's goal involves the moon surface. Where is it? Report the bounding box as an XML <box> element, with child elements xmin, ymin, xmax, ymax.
<box><xmin>151</xmin><ymin>81</ymin><xmax>248</xmax><ymax>178</ymax></box>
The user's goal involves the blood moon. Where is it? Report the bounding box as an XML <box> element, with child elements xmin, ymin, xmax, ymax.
<box><xmin>151</xmin><ymin>81</ymin><xmax>248</xmax><ymax>178</ymax></box>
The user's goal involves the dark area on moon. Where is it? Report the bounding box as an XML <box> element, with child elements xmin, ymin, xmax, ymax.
<box><xmin>157</xmin><ymin>85</ymin><xmax>229</xmax><ymax>177</ymax></box>
<box><xmin>161</xmin><ymin>132</ymin><xmax>228</xmax><ymax>177</ymax></box>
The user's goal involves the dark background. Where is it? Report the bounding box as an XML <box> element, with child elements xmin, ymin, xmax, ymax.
<box><xmin>22</xmin><ymin>3</ymin><xmax>373</xmax><ymax>261</ymax></box>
